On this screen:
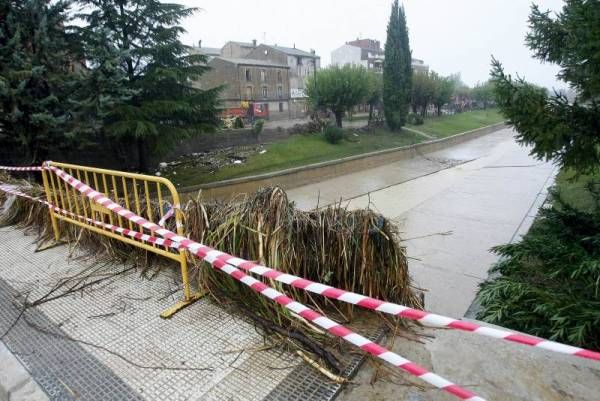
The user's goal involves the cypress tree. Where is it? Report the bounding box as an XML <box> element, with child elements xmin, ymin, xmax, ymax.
<box><xmin>0</xmin><ymin>0</ymin><xmax>81</xmax><ymax>165</ymax></box>
<box><xmin>76</xmin><ymin>0</ymin><xmax>221</xmax><ymax>172</ymax></box>
<box><xmin>383</xmin><ymin>0</ymin><xmax>412</xmax><ymax>131</ymax></box>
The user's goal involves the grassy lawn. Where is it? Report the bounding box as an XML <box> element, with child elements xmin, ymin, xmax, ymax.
<box><xmin>167</xmin><ymin>109</ymin><xmax>505</xmax><ymax>188</ymax></box>
<box><xmin>170</xmin><ymin>129</ymin><xmax>424</xmax><ymax>187</ymax></box>
<box><xmin>408</xmin><ymin>108</ymin><xmax>504</xmax><ymax>138</ymax></box>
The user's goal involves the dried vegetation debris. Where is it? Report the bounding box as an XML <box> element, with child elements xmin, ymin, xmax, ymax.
<box><xmin>0</xmin><ymin>172</ymin><xmax>422</xmax><ymax>376</ymax></box>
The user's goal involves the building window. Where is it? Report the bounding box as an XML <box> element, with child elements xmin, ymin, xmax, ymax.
<box><xmin>277</xmin><ymin>71</ymin><xmax>282</xmax><ymax>83</ymax></box>
<box><xmin>245</xmin><ymin>69</ymin><xmax>251</xmax><ymax>81</ymax></box>
<box><xmin>260</xmin><ymin>69</ymin><xmax>266</xmax><ymax>82</ymax></box>
<box><xmin>246</xmin><ymin>86</ymin><xmax>253</xmax><ymax>99</ymax></box>
<box><xmin>262</xmin><ymin>86</ymin><xmax>268</xmax><ymax>98</ymax></box>
<box><xmin>277</xmin><ymin>86</ymin><xmax>283</xmax><ymax>98</ymax></box>
<box><xmin>279</xmin><ymin>102</ymin><xmax>284</xmax><ymax>112</ymax></box>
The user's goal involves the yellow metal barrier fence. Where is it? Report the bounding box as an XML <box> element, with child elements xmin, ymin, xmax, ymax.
<box><xmin>41</xmin><ymin>161</ymin><xmax>203</xmax><ymax>318</ymax></box>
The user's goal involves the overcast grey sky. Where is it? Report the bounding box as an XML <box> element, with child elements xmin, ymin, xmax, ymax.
<box><xmin>178</xmin><ymin>0</ymin><xmax>565</xmax><ymax>89</ymax></box>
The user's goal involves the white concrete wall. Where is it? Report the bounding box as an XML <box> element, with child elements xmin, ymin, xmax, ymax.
<box><xmin>331</xmin><ymin>45</ymin><xmax>365</xmax><ymax>68</ymax></box>
<box><xmin>286</xmin><ymin>55</ymin><xmax>319</xmax><ymax>93</ymax></box>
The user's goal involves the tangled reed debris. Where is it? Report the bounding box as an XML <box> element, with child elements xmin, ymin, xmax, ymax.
<box><xmin>0</xmin><ymin>173</ymin><xmax>422</xmax><ymax>375</ymax></box>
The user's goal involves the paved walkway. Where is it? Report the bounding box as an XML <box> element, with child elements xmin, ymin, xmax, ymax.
<box><xmin>0</xmin><ymin>229</ymin><xmax>301</xmax><ymax>401</ymax></box>
<box><xmin>288</xmin><ymin>128</ymin><xmax>557</xmax><ymax>317</ymax></box>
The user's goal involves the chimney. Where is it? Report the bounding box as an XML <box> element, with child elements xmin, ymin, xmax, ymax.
<box><xmin>310</xmin><ymin>49</ymin><xmax>315</xmax><ymax>55</ymax></box>
<box><xmin>252</xmin><ymin>39</ymin><xmax>257</xmax><ymax>47</ymax></box>
<box><xmin>198</xmin><ymin>39</ymin><xmax>202</xmax><ymax>48</ymax></box>
<box><xmin>293</xmin><ymin>43</ymin><xmax>296</xmax><ymax>49</ymax></box>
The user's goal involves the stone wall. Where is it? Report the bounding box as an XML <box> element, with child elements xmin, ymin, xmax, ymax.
<box><xmin>160</xmin><ymin>127</ymin><xmax>291</xmax><ymax>163</ymax></box>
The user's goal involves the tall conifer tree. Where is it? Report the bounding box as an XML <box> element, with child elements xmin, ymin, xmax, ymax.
<box><xmin>76</xmin><ymin>0</ymin><xmax>220</xmax><ymax>172</ymax></box>
<box><xmin>383</xmin><ymin>0</ymin><xmax>412</xmax><ymax>131</ymax></box>
<box><xmin>0</xmin><ymin>0</ymin><xmax>80</xmax><ymax>164</ymax></box>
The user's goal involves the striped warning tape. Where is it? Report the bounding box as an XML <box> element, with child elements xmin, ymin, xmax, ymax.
<box><xmin>3</xmin><ymin>162</ymin><xmax>600</xmax><ymax>363</ymax></box>
<box><xmin>45</xmin><ymin>165</ymin><xmax>600</xmax><ymax>363</ymax></box>
<box><xmin>0</xmin><ymin>165</ymin><xmax>44</xmax><ymax>172</ymax></box>
<box><xmin>40</xmin><ymin>165</ymin><xmax>485</xmax><ymax>400</ymax></box>
<box><xmin>216</xmin><ymin>256</ymin><xmax>600</xmax><ymax>361</ymax></box>
<box><xmin>0</xmin><ymin>184</ymin><xmax>179</xmax><ymax>249</ymax></box>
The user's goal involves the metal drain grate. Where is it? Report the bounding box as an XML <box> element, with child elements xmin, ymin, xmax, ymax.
<box><xmin>265</xmin><ymin>326</ymin><xmax>386</xmax><ymax>401</ymax></box>
<box><xmin>0</xmin><ymin>278</ymin><xmax>144</xmax><ymax>401</ymax></box>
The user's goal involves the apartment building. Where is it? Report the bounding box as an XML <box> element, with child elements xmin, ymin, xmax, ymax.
<box><xmin>246</xmin><ymin>44</ymin><xmax>320</xmax><ymax>119</ymax></box>
<box><xmin>331</xmin><ymin>38</ymin><xmax>429</xmax><ymax>74</ymax></box>
<box><xmin>196</xmin><ymin>57</ymin><xmax>291</xmax><ymax>120</ymax></box>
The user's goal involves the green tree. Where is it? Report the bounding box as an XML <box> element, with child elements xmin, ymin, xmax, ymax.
<box><xmin>306</xmin><ymin>65</ymin><xmax>369</xmax><ymax>128</ymax></box>
<box><xmin>76</xmin><ymin>0</ymin><xmax>221</xmax><ymax>172</ymax></box>
<box><xmin>366</xmin><ymin>71</ymin><xmax>383</xmax><ymax>124</ymax></box>
<box><xmin>383</xmin><ymin>0</ymin><xmax>412</xmax><ymax>131</ymax></box>
<box><xmin>491</xmin><ymin>0</ymin><xmax>600</xmax><ymax>174</ymax></box>
<box><xmin>431</xmin><ymin>72</ymin><xmax>455</xmax><ymax>116</ymax></box>
<box><xmin>0</xmin><ymin>0</ymin><xmax>81</xmax><ymax>165</ymax></box>
<box><xmin>410</xmin><ymin>71</ymin><xmax>435</xmax><ymax>117</ymax></box>
<box><xmin>471</xmin><ymin>80</ymin><xmax>495</xmax><ymax>109</ymax></box>
<box><xmin>451</xmin><ymin>75</ymin><xmax>472</xmax><ymax>113</ymax></box>
<box><xmin>477</xmin><ymin>0</ymin><xmax>600</xmax><ymax>350</ymax></box>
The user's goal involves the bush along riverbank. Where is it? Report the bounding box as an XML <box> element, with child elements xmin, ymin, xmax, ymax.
<box><xmin>476</xmin><ymin>170</ymin><xmax>600</xmax><ymax>350</ymax></box>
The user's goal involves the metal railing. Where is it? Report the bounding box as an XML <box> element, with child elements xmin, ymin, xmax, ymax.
<box><xmin>41</xmin><ymin>161</ymin><xmax>202</xmax><ymax>318</ymax></box>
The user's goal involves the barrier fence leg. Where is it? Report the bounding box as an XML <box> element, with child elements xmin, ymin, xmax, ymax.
<box><xmin>160</xmin><ymin>250</ymin><xmax>206</xmax><ymax>319</ymax></box>
<box><xmin>36</xmin><ymin>169</ymin><xmax>64</xmax><ymax>251</ymax></box>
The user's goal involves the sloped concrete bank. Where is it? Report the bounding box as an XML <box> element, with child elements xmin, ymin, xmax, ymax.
<box><xmin>179</xmin><ymin>122</ymin><xmax>506</xmax><ymax>200</ymax></box>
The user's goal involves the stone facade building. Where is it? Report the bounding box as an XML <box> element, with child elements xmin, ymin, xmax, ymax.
<box><xmin>196</xmin><ymin>57</ymin><xmax>291</xmax><ymax>120</ymax></box>
<box><xmin>246</xmin><ymin>44</ymin><xmax>320</xmax><ymax>119</ymax></box>
<box><xmin>221</xmin><ymin>40</ymin><xmax>258</xmax><ymax>58</ymax></box>
<box><xmin>331</xmin><ymin>38</ymin><xmax>429</xmax><ymax>74</ymax></box>
<box><xmin>191</xmin><ymin>40</ymin><xmax>320</xmax><ymax>120</ymax></box>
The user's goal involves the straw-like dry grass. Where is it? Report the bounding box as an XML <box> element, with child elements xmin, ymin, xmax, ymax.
<box><xmin>0</xmin><ymin>173</ymin><xmax>421</xmax><ymax>373</ymax></box>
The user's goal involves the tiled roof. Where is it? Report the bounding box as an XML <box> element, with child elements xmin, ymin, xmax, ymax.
<box><xmin>190</xmin><ymin>47</ymin><xmax>221</xmax><ymax>56</ymax></box>
<box><xmin>229</xmin><ymin>41</ymin><xmax>256</xmax><ymax>48</ymax></box>
<box><xmin>214</xmin><ymin>57</ymin><xmax>289</xmax><ymax>68</ymax></box>
<box><xmin>267</xmin><ymin>45</ymin><xmax>319</xmax><ymax>58</ymax></box>
<box><xmin>199</xmin><ymin>47</ymin><xmax>221</xmax><ymax>55</ymax></box>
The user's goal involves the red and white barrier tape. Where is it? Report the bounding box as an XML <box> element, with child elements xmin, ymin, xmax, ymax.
<box><xmin>217</xmin><ymin>259</ymin><xmax>600</xmax><ymax>361</ymax></box>
<box><xmin>157</xmin><ymin>203</ymin><xmax>176</xmax><ymax>227</ymax></box>
<box><xmin>5</xmin><ymin>160</ymin><xmax>600</xmax><ymax>361</ymax></box>
<box><xmin>0</xmin><ymin>165</ymin><xmax>43</xmax><ymax>172</ymax></box>
<box><xmin>43</xmin><ymin>165</ymin><xmax>600</xmax><ymax>363</ymax></box>
<box><xmin>39</xmin><ymin>165</ymin><xmax>484</xmax><ymax>400</ymax></box>
<box><xmin>3</xmin><ymin>162</ymin><xmax>600</xmax><ymax>363</ymax></box>
<box><xmin>0</xmin><ymin>184</ymin><xmax>180</xmax><ymax>249</ymax></box>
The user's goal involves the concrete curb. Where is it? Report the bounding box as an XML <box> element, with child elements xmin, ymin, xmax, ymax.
<box><xmin>0</xmin><ymin>341</ymin><xmax>49</xmax><ymax>401</ymax></box>
<box><xmin>179</xmin><ymin>122</ymin><xmax>507</xmax><ymax>199</ymax></box>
